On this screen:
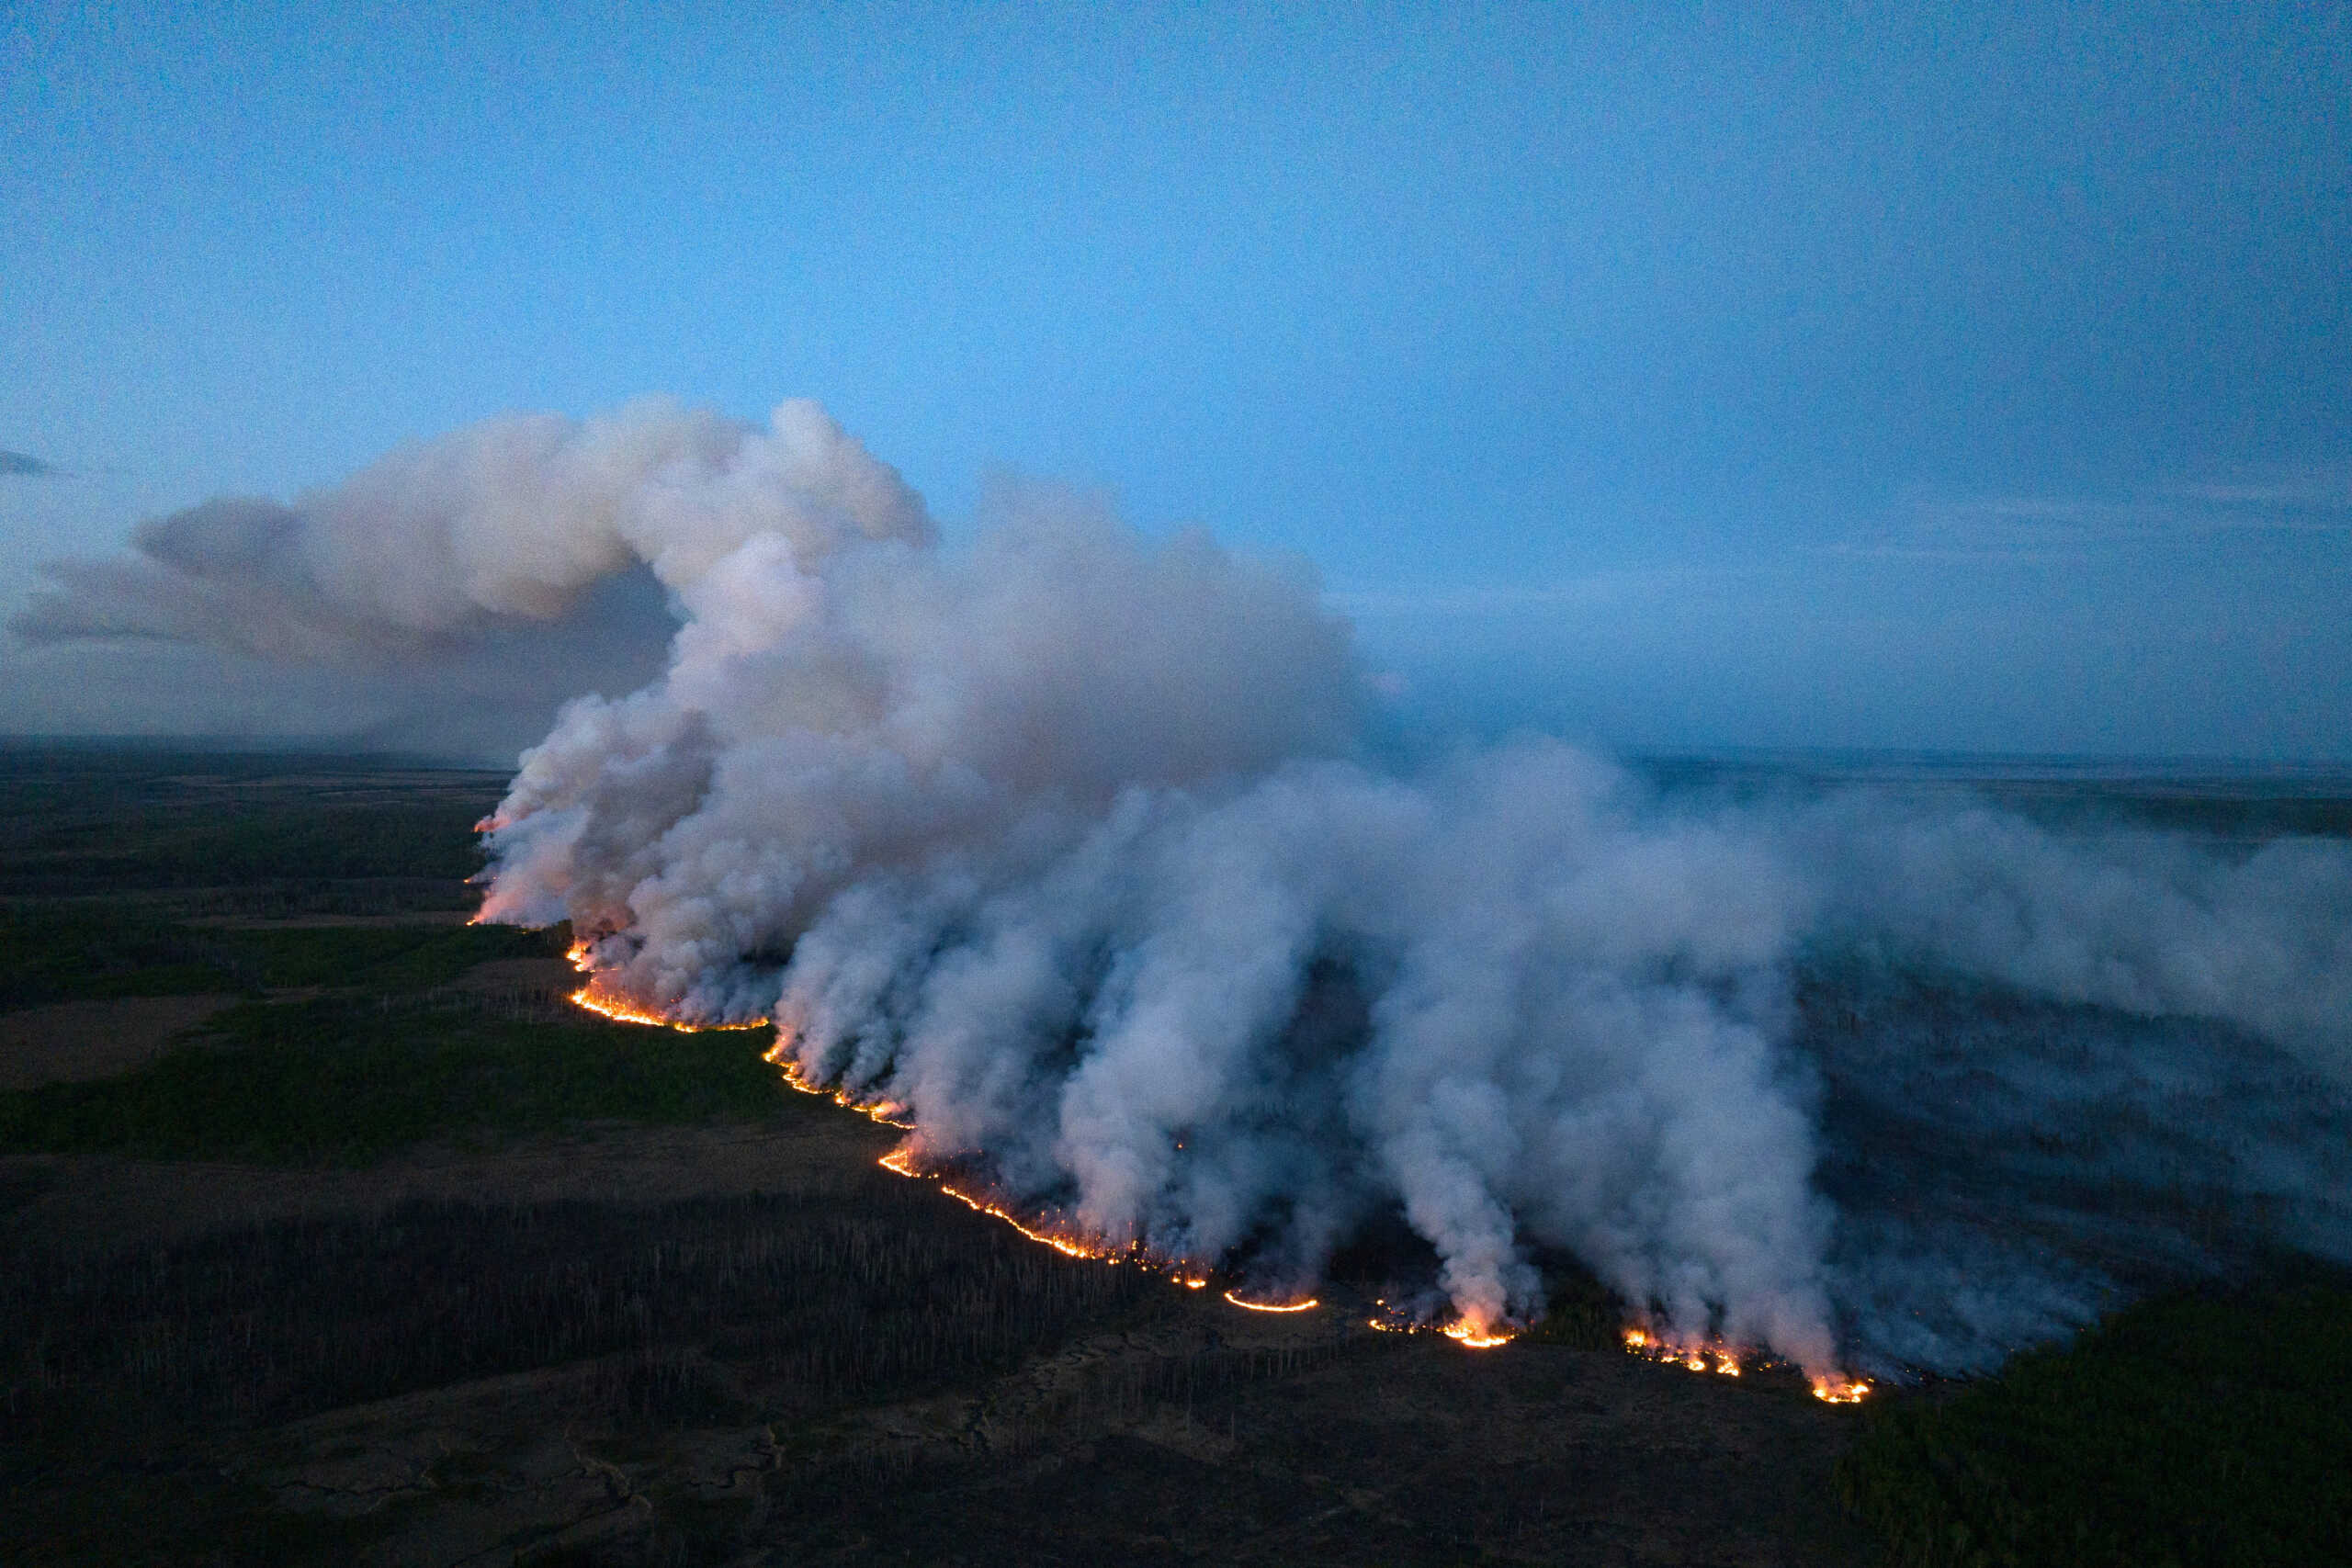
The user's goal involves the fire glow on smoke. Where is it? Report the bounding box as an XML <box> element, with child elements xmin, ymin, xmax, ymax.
<box><xmin>567</xmin><ymin>984</ymin><xmax>1867</xmax><ymax>1400</ymax></box>
<box><xmin>565</xmin><ymin>942</ymin><xmax>770</xmax><ymax>1032</ymax></box>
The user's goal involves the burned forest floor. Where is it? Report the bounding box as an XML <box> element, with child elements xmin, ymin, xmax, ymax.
<box><xmin>2</xmin><ymin>744</ymin><xmax>2346</xmax><ymax>1566</ymax></box>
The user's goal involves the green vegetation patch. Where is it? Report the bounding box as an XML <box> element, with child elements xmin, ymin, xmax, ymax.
<box><xmin>1837</xmin><ymin>1279</ymin><xmax>2352</xmax><ymax>1567</ymax></box>
<box><xmin>0</xmin><ymin>998</ymin><xmax>795</xmax><ymax>1163</ymax></box>
<box><xmin>0</xmin><ymin>909</ymin><xmax>554</xmax><ymax>1009</ymax></box>
<box><xmin>0</xmin><ymin>906</ymin><xmax>243</xmax><ymax>1008</ymax></box>
<box><xmin>218</xmin><ymin>920</ymin><xmax>556</xmax><ymax>990</ymax></box>
<box><xmin>6</xmin><ymin>799</ymin><xmax>491</xmax><ymax>889</ymax></box>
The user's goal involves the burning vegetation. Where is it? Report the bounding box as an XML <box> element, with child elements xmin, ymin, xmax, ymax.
<box><xmin>1617</xmin><ymin>1326</ymin><xmax>1876</xmax><ymax>1404</ymax></box>
<box><xmin>560</xmin><ymin>971</ymin><xmax>1879</xmax><ymax>1392</ymax></box>
<box><xmin>563</xmin><ymin>938</ymin><xmax>773</xmax><ymax>1032</ymax></box>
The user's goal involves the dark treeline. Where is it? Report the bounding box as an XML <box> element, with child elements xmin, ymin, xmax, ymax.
<box><xmin>1837</xmin><ymin>1274</ymin><xmax>2352</xmax><ymax>1567</ymax></box>
<box><xmin>0</xmin><ymin>914</ymin><xmax>556</xmax><ymax>1012</ymax></box>
<box><xmin>1</xmin><ymin>1182</ymin><xmax>1164</xmax><ymax>1439</ymax></box>
<box><xmin>0</xmin><ymin>747</ymin><xmax>503</xmax><ymax>900</ymax></box>
<box><xmin>0</xmin><ymin>998</ymin><xmax>800</xmax><ymax>1163</ymax></box>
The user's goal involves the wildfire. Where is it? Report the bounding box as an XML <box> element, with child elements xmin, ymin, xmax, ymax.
<box><xmin>870</xmin><ymin>1142</ymin><xmax>1330</xmax><ymax>1313</ymax></box>
<box><xmin>1622</xmin><ymin>1326</ymin><xmax>1866</xmax><ymax>1400</ymax></box>
<box><xmin>555</xmin><ymin>942</ymin><xmax>770</xmax><ymax>1032</ymax></box>
<box><xmin>1622</xmin><ymin>1326</ymin><xmax>1744</xmax><ymax>1379</ymax></box>
<box><xmin>766</xmin><ymin>1043</ymin><xmax>914</xmax><ymax>1128</ymax></box>
<box><xmin>568</xmin><ymin>978</ymin><xmax>770</xmax><ymax>1032</ymax></box>
<box><xmin>934</xmin><ymin>1177</ymin><xmax>1107</xmax><ymax>1260</ymax></box>
<box><xmin>1442</xmin><ymin>1321</ymin><xmax>1515</xmax><ymax>1349</ymax></box>
<box><xmin>1222</xmin><ymin>1290</ymin><xmax>1319</xmax><ymax>1314</ymax></box>
<box><xmin>868</xmin><ymin>1139</ymin><xmax>1114</xmax><ymax>1260</ymax></box>
<box><xmin>1361</xmin><ymin>1300</ymin><xmax>1512</xmax><ymax>1348</ymax></box>
<box><xmin>552</xmin><ymin>953</ymin><xmax>1817</xmax><ymax>1371</ymax></box>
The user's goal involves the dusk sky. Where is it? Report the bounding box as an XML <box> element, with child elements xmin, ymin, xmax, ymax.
<box><xmin>4</xmin><ymin>3</ymin><xmax>2346</xmax><ymax>761</ymax></box>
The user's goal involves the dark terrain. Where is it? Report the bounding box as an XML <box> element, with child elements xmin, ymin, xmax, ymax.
<box><xmin>0</xmin><ymin>743</ymin><xmax>2344</xmax><ymax>1566</ymax></box>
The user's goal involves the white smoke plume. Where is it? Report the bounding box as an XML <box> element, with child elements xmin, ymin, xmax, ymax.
<box><xmin>26</xmin><ymin>397</ymin><xmax>2352</xmax><ymax>1376</ymax></box>
<box><xmin>8</xmin><ymin>399</ymin><xmax>922</xmax><ymax>754</ymax></box>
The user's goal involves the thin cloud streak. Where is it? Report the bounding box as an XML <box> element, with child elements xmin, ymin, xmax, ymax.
<box><xmin>1328</xmin><ymin>569</ymin><xmax>1728</xmax><ymax>619</ymax></box>
<box><xmin>1822</xmin><ymin>478</ymin><xmax>2352</xmax><ymax>564</ymax></box>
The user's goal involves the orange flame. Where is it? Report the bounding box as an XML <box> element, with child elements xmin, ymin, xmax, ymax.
<box><xmin>1362</xmin><ymin>1300</ymin><xmax>1512</xmax><ymax>1348</ymax></box>
<box><xmin>766</xmin><ymin>1043</ymin><xmax>914</xmax><ymax>1128</ymax></box>
<box><xmin>1622</xmin><ymin>1326</ymin><xmax>1745</xmax><ymax>1379</ymax></box>
<box><xmin>934</xmin><ymin>1178</ymin><xmax>1107</xmax><ymax>1260</ymax></box>
<box><xmin>870</xmin><ymin>1140</ymin><xmax>1114</xmax><ymax>1260</ymax></box>
<box><xmin>1442</xmin><ymin>1321</ymin><xmax>1515</xmax><ymax>1349</ymax></box>
<box><xmin>1222</xmin><ymin>1290</ymin><xmax>1319</xmax><ymax>1314</ymax></box>
<box><xmin>548</xmin><ymin>938</ymin><xmax>775</xmax><ymax>1030</ymax></box>
<box><xmin>1623</xmin><ymin>1326</ymin><xmax>1859</xmax><ymax>1395</ymax></box>
<box><xmin>567</xmin><ymin>979</ymin><xmax>770</xmax><ymax>1032</ymax></box>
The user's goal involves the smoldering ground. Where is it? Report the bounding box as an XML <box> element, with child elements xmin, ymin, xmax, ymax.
<box><xmin>18</xmin><ymin>397</ymin><xmax>2350</xmax><ymax>1381</ymax></box>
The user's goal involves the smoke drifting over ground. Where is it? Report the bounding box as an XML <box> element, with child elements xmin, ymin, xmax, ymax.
<box><xmin>29</xmin><ymin>400</ymin><xmax>2352</xmax><ymax>1377</ymax></box>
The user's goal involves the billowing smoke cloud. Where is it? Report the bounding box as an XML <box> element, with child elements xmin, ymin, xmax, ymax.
<box><xmin>9</xmin><ymin>399</ymin><xmax>925</xmax><ymax>756</ymax></box>
<box><xmin>30</xmin><ymin>398</ymin><xmax>2350</xmax><ymax>1376</ymax></box>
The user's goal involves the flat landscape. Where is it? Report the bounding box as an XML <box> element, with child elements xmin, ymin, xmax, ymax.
<box><xmin>1</xmin><ymin>746</ymin><xmax>2343</xmax><ymax>1566</ymax></box>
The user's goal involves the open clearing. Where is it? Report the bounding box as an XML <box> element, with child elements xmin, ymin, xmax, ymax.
<box><xmin>0</xmin><ymin>993</ymin><xmax>240</xmax><ymax>1089</ymax></box>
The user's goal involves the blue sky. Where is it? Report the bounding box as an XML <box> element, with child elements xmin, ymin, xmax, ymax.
<box><xmin>4</xmin><ymin>2</ymin><xmax>2346</xmax><ymax>759</ymax></box>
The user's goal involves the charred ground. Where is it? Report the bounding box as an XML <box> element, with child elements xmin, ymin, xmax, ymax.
<box><xmin>0</xmin><ymin>745</ymin><xmax>2344</xmax><ymax>1565</ymax></box>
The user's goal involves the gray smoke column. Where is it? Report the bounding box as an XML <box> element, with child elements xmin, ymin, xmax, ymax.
<box><xmin>465</xmin><ymin>401</ymin><xmax>2352</xmax><ymax>1379</ymax></box>
<box><xmin>36</xmin><ymin>396</ymin><xmax>2348</xmax><ymax>1377</ymax></box>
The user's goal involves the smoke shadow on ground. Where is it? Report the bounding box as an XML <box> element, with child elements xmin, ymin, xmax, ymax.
<box><xmin>1803</xmin><ymin>960</ymin><xmax>2352</xmax><ymax>1376</ymax></box>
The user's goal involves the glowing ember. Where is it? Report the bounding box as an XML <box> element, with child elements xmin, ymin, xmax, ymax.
<box><xmin>1222</xmin><ymin>1290</ymin><xmax>1319</xmax><ymax>1314</ymax></box>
